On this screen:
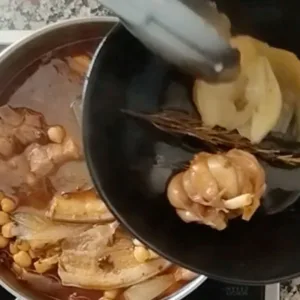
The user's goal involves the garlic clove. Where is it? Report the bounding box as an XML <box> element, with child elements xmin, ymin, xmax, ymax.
<box><xmin>223</xmin><ymin>194</ymin><xmax>253</xmax><ymax>210</ymax></box>
<box><xmin>207</xmin><ymin>154</ymin><xmax>239</xmax><ymax>198</ymax></box>
<box><xmin>182</xmin><ymin>160</ymin><xmax>219</xmax><ymax>204</ymax></box>
<box><xmin>167</xmin><ymin>172</ymin><xmax>191</xmax><ymax>210</ymax></box>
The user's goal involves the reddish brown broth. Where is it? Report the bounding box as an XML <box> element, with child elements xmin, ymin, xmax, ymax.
<box><xmin>0</xmin><ymin>39</ymin><xmax>186</xmax><ymax>300</ymax></box>
<box><xmin>0</xmin><ymin>41</ymin><xmax>97</xmax><ymax>206</ymax></box>
<box><xmin>0</xmin><ymin>39</ymin><xmax>106</xmax><ymax>300</ymax></box>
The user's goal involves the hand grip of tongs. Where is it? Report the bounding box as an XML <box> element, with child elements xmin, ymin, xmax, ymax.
<box><xmin>98</xmin><ymin>0</ymin><xmax>240</xmax><ymax>82</ymax></box>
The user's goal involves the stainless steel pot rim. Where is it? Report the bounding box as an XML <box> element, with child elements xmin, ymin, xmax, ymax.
<box><xmin>0</xmin><ymin>17</ymin><xmax>207</xmax><ymax>300</ymax></box>
<box><xmin>0</xmin><ymin>16</ymin><xmax>119</xmax><ymax>64</ymax></box>
<box><xmin>164</xmin><ymin>275</ymin><xmax>207</xmax><ymax>300</ymax></box>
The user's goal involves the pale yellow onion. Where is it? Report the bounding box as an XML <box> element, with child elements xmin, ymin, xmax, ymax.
<box><xmin>193</xmin><ymin>76</ymin><xmax>252</xmax><ymax>130</ymax></box>
<box><xmin>12</xmin><ymin>212</ymin><xmax>92</xmax><ymax>244</ymax></box>
<box><xmin>174</xmin><ymin>267</ymin><xmax>198</xmax><ymax>281</ymax></box>
<box><xmin>230</xmin><ymin>35</ymin><xmax>260</xmax><ymax>69</ymax></box>
<box><xmin>46</xmin><ymin>189</ymin><xmax>115</xmax><ymax>223</ymax></box>
<box><xmin>123</xmin><ymin>274</ymin><xmax>175</xmax><ymax>300</ymax></box>
<box><xmin>193</xmin><ymin>35</ymin><xmax>261</xmax><ymax>131</ymax></box>
<box><xmin>234</xmin><ymin>35</ymin><xmax>299</xmax><ymax>139</ymax></box>
<box><xmin>237</xmin><ymin>56</ymin><xmax>282</xmax><ymax>143</ymax></box>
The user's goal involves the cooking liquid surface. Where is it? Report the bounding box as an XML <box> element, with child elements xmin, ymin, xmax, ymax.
<box><xmin>0</xmin><ymin>39</ymin><xmax>189</xmax><ymax>300</ymax></box>
<box><xmin>0</xmin><ymin>40</ymin><xmax>106</xmax><ymax>300</ymax></box>
<box><xmin>0</xmin><ymin>41</ymin><xmax>97</xmax><ymax>208</ymax></box>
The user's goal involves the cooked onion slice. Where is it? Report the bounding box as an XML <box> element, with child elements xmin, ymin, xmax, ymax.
<box><xmin>174</xmin><ymin>267</ymin><xmax>198</xmax><ymax>281</ymax></box>
<box><xmin>123</xmin><ymin>274</ymin><xmax>175</xmax><ymax>300</ymax></box>
<box><xmin>12</xmin><ymin>212</ymin><xmax>91</xmax><ymax>247</ymax></box>
<box><xmin>58</xmin><ymin>228</ymin><xmax>170</xmax><ymax>290</ymax></box>
<box><xmin>46</xmin><ymin>189</ymin><xmax>114</xmax><ymax>223</ymax></box>
<box><xmin>237</xmin><ymin>56</ymin><xmax>282</xmax><ymax>143</ymax></box>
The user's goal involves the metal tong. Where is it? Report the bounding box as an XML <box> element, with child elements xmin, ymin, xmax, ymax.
<box><xmin>98</xmin><ymin>0</ymin><xmax>240</xmax><ymax>82</ymax></box>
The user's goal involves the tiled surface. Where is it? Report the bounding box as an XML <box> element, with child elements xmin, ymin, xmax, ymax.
<box><xmin>0</xmin><ymin>0</ymin><xmax>112</xmax><ymax>30</ymax></box>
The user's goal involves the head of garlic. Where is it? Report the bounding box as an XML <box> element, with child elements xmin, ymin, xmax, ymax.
<box><xmin>167</xmin><ymin>149</ymin><xmax>266</xmax><ymax>230</ymax></box>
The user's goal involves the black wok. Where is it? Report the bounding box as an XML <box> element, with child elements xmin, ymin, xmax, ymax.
<box><xmin>83</xmin><ymin>0</ymin><xmax>300</xmax><ymax>284</ymax></box>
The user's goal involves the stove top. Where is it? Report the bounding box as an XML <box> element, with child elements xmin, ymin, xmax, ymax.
<box><xmin>185</xmin><ymin>280</ymin><xmax>280</xmax><ymax>300</ymax></box>
<box><xmin>0</xmin><ymin>280</ymin><xmax>280</xmax><ymax>300</ymax></box>
<box><xmin>0</xmin><ymin>287</ymin><xmax>15</xmax><ymax>299</ymax></box>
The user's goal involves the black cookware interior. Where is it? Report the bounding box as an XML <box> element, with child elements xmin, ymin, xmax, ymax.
<box><xmin>83</xmin><ymin>0</ymin><xmax>300</xmax><ymax>284</ymax></box>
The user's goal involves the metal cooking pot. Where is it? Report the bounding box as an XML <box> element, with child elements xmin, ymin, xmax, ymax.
<box><xmin>0</xmin><ymin>17</ymin><xmax>206</xmax><ymax>300</ymax></box>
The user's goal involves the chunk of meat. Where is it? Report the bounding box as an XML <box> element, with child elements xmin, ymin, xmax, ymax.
<box><xmin>14</xmin><ymin>109</ymin><xmax>47</xmax><ymax>145</ymax></box>
<box><xmin>58</xmin><ymin>226</ymin><xmax>171</xmax><ymax>290</ymax></box>
<box><xmin>0</xmin><ymin>136</ymin><xmax>16</xmax><ymax>158</ymax></box>
<box><xmin>0</xmin><ymin>135</ymin><xmax>81</xmax><ymax>195</ymax></box>
<box><xmin>0</xmin><ymin>154</ymin><xmax>31</xmax><ymax>191</ymax></box>
<box><xmin>46</xmin><ymin>189</ymin><xmax>114</xmax><ymax>223</ymax></box>
<box><xmin>46</xmin><ymin>137</ymin><xmax>81</xmax><ymax>165</ymax></box>
<box><xmin>25</xmin><ymin>144</ymin><xmax>55</xmax><ymax>177</ymax></box>
<box><xmin>0</xmin><ymin>105</ymin><xmax>24</xmax><ymax>126</ymax></box>
<box><xmin>0</xmin><ymin>106</ymin><xmax>48</xmax><ymax>158</ymax></box>
<box><xmin>25</xmin><ymin>138</ymin><xmax>81</xmax><ymax>177</ymax></box>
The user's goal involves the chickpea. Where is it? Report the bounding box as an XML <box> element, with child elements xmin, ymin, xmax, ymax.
<box><xmin>47</xmin><ymin>126</ymin><xmax>65</xmax><ymax>144</ymax></box>
<box><xmin>2</xmin><ymin>222</ymin><xmax>15</xmax><ymax>238</ymax></box>
<box><xmin>13</xmin><ymin>251</ymin><xmax>32</xmax><ymax>268</ymax></box>
<box><xmin>0</xmin><ymin>235</ymin><xmax>9</xmax><ymax>248</ymax></box>
<box><xmin>11</xmin><ymin>262</ymin><xmax>22</xmax><ymax>275</ymax></box>
<box><xmin>0</xmin><ymin>211</ymin><xmax>10</xmax><ymax>226</ymax></box>
<box><xmin>103</xmin><ymin>290</ymin><xmax>119</xmax><ymax>299</ymax></box>
<box><xmin>34</xmin><ymin>260</ymin><xmax>53</xmax><ymax>274</ymax></box>
<box><xmin>149</xmin><ymin>249</ymin><xmax>159</xmax><ymax>259</ymax></box>
<box><xmin>133</xmin><ymin>246</ymin><xmax>150</xmax><ymax>263</ymax></box>
<box><xmin>132</xmin><ymin>238</ymin><xmax>143</xmax><ymax>247</ymax></box>
<box><xmin>17</xmin><ymin>240</ymin><xmax>30</xmax><ymax>251</ymax></box>
<box><xmin>29</xmin><ymin>240</ymin><xmax>46</xmax><ymax>250</ymax></box>
<box><xmin>29</xmin><ymin>249</ymin><xmax>37</xmax><ymax>259</ymax></box>
<box><xmin>9</xmin><ymin>242</ymin><xmax>19</xmax><ymax>255</ymax></box>
<box><xmin>1</xmin><ymin>197</ymin><xmax>16</xmax><ymax>213</ymax></box>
